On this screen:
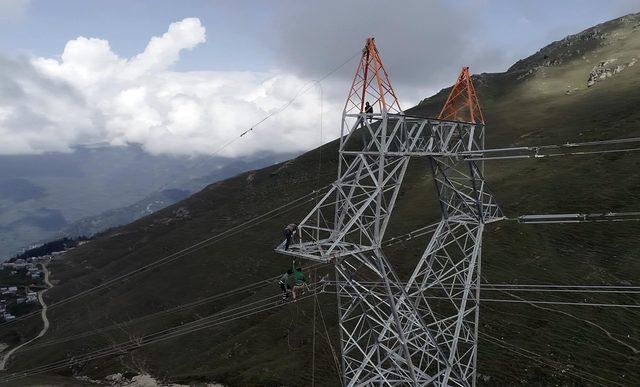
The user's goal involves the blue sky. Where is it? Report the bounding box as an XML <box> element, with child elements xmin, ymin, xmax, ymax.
<box><xmin>0</xmin><ymin>0</ymin><xmax>638</xmax><ymax>157</ymax></box>
<box><xmin>0</xmin><ymin>1</ymin><xmax>275</xmax><ymax>71</ymax></box>
<box><xmin>2</xmin><ymin>0</ymin><xmax>638</xmax><ymax>74</ymax></box>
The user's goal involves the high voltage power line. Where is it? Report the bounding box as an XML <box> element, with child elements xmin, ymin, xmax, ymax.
<box><xmin>3</xmin><ymin>233</ymin><xmax>638</xmax><ymax>381</ymax></box>
<box><xmin>14</xmin><ymin>207</ymin><xmax>633</xmax><ymax>369</ymax></box>
<box><xmin>0</xmin><ymin>186</ymin><xmax>328</xmax><ymax>330</ymax></box>
<box><xmin>463</xmin><ymin>136</ymin><xmax>640</xmax><ymax>160</ymax></box>
<box><xmin>4</xmin><ymin>162</ymin><xmax>637</xmax><ymax>376</ymax></box>
<box><xmin>17</xmin><ymin>261</ymin><xmax>329</xmax><ymax>354</ymax></box>
<box><xmin>5</xmin><ymin>277</ymin><xmax>636</xmax><ymax>384</ymax></box>
<box><xmin>16</xmin><ymin>264</ymin><xmax>640</xmax><ymax>356</ymax></box>
<box><xmin>0</xmin><ymin>291</ymin><xmax>321</xmax><ymax>383</ymax></box>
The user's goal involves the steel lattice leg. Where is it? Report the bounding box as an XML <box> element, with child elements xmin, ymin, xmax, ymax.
<box><xmin>336</xmin><ymin>250</ymin><xmax>453</xmax><ymax>386</ymax></box>
<box><xmin>404</xmin><ymin>221</ymin><xmax>484</xmax><ymax>387</ymax></box>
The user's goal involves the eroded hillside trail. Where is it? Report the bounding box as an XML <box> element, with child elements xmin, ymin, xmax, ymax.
<box><xmin>0</xmin><ymin>261</ymin><xmax>53</xmax><ymax>370</ymax></box>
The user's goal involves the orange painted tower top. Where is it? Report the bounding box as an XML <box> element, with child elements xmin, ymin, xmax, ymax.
<box><xmin>438</xmin><ymin>66</ymin><xmax>484</xmax><ymax>124</ymax></box>
<box><xmin>344</xmin><ymin>37</ymin><xmax>402</xmax><ymax>115</ymax></box>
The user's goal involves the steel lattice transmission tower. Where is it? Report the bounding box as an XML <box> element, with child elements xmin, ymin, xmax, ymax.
<box><xmin>276</xmin><ymin>38</ymin><xmax>503</xmax><ymax>386</ymax></box>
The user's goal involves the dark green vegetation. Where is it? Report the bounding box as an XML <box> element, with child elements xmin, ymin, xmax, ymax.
<box><xmin>3</xmin><ymin>13</ymin><xmax>640</xmax><ymax>386</ymax></box>
<box><xmin>12</xmin><ymin>237</ymin><xmax>87</xmax><ymax>261</ymax></box>
<box><xmin>0</xmin><ymin>268</ymin><xmax>39</xmax><ymax>287</ymax></box>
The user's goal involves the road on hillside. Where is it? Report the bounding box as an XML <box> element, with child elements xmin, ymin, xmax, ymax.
<box><xmin>0</xmin><ymin>261</ymin><xmax>53</xmax><ymax>370</ymax></box>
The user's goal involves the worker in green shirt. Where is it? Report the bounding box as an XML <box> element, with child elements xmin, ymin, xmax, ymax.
<box><xmin>291</xmin><ymin>261</ymin><xmax>307</xmax><ymax>300</ymax></box>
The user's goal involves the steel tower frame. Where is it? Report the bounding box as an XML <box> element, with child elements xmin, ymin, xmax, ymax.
<box><xmin>276</xmin><ymin>38</ymin><xmax>503</xmax><ymax>386</ymax></box>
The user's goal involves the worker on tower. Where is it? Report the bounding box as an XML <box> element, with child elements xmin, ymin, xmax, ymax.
<box><xmin>364</xmin><ymin>101</ymin><xmax>373</xmax><ymax>122</ymax></box>
<box><xmin>283</xmin><ymin>223</ymin><xmax>298</xmax><ymax>251</ymax></box>
<box><xmin>278</xmin><ymin>269</ymin><xmax>293</xmax><ymax>301</ymax></box>
<box><xmin>291</xmin><ymin>261</ymin><xmax>307</xmax><ymax>300</ymax></box>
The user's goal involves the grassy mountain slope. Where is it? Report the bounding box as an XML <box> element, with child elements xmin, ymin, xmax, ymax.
<box><xmin>5</xmin><ymin>13</ymin><xmax>640</xmax><ymax>386</ymax></box>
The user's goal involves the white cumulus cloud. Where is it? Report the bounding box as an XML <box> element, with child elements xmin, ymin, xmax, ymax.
<box><xmin>0</xmin><ymin>17</ymin><xmax>339</xmax><ymax>157</ymax></box>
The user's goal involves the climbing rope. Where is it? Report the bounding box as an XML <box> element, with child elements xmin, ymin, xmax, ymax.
<box><xmin>311</xmin><ymin>268</ymin><xmax>317</xmax><ymax>387</ymax></box>
<box><xmin>316</xmin><ymin>285</ymin><xmax>343</xmax><ymax>386</ymax></box>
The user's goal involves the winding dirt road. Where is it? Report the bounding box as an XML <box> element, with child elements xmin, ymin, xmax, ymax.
<box><xmin>0</xmin><ymin>261</ymin><xmax>53</xmax><ymax>370</ymax></box>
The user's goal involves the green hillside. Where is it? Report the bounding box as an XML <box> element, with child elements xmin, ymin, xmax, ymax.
<box><xmin>3</xmin><ymin>12</ymin><xmax>640</xmax><ymax>386</ymax></box>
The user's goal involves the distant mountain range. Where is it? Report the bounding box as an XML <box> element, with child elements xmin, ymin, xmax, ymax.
<box><xmin>0</xmin><ymin>144</ymin><xmax>294</xmax><ymax>259</ymax></box>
